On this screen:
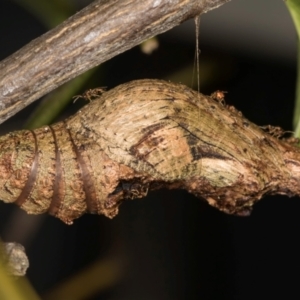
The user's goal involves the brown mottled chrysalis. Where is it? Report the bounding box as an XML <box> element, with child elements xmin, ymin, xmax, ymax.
<box><xmin>0</xmin><ymin>79</ymin><xmax>299</xmax><ymax>224</ymax></box>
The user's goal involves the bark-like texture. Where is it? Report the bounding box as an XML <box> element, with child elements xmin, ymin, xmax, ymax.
<box><xmin>0</xmin><ymin>0</ymin><xmax>231</xmax><ymax>124</ymax></box>
<box><xmin>0</xmin><ymin>79</ymin><xmax>299</xmax><ymax>224</ymax></box>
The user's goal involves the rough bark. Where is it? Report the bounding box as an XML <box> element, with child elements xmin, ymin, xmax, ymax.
<box><xmin>0</xmin><ymin>0</ymin><xmax>231</xmax><ymax>125</ymax></box>
<box><xmin>0</xmin><ymin>79</ymin><xmax>299</xmax><ymax>224</ymax></box>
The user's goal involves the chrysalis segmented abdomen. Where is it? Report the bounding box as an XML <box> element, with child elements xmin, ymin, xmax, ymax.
<box><xmin>0</xmin><ymin>121</ymin><xmax>108</xmax><ymax>224</ymax></box>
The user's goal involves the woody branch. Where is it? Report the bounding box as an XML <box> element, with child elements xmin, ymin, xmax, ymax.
<box><xmin>0</xmin><ymin>0</ymin><xmax>231</xmax><ymax>125</ymax></box>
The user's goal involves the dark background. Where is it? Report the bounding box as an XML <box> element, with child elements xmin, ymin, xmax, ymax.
<box><xmin>0</xmin><ymin>0</ymin><xmax>299</xmax><ymax>299</ymax></box>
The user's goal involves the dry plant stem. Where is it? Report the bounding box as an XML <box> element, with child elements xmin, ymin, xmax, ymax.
<box><xmin>0</xmin><ymin>0</ymin><xmax>231</xmax><ymax>125</ymax></box>
<box><xmin>0</xmin><ymin>79</ymin><xmax>300</xmax><ymax>224</ymax></box>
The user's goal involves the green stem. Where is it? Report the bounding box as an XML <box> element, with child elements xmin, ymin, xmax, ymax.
<box><xmin>0</xmin><ymin>265</ymin><xmax>40</xmax><ymax>300</ymax></box>
<box><xmin>286</xmin><ymin>0</ymin><xmax>300</xmax><ymax>136</ymax></box>
<box><xmin>24</xmin><ymin>70</ymin><xmax>96</xmax><ymax>129</ymax></box>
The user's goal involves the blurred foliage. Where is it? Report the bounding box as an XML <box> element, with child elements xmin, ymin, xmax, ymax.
<box><xmin>0</xmin><ymin>263</ymin><xmax>40</xmax><ymax>300</ymax></box>
<box><xmin>24</xmin><ymin>70</ymin><xmax>96</xmax><ymax>129</ymax></box>
<box><xmin>43</xmin><ymin>258</ymin><xmax>122</xmax><ymax>300</ymax></box>
<box><xmin>286</xmin><ymin>0</ymin><xmax>300</xmax><ymax>137</ymax></box>
<box><xmin>11</xmin><ymin>0</ymin><xmax>73</xmax><ymax>28</ymax></box>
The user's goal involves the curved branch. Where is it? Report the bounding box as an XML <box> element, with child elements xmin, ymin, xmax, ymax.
<box><xmin>0</xmin><ymin>0</ymin><xmax>231</xmax><ymax>124</ymax></box>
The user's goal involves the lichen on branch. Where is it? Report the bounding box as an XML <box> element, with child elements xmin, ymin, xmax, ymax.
<box><xmin>0</xmin><ymin>79</ymin><xmax>299</xmax><ymax>224</ymax></box>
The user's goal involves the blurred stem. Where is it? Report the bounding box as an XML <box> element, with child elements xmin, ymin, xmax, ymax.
<box><xmin>0</xmin><ymin>265</ymin><xmax>40</xmax><ymax>300</ymax></box>
<box><xmin>11</xmin><ymin>0</ymin><xmax>73</xmax><ymax>28</ymax></box>
<box><xmin>294</xmin><ymin>40</ymin><xmax>300</xmax><ymax>137</ymax></box>
<box><xmin>286</xmin><ymin>0</ymin><xmax>300</xmax><ymax>136</ymax></box>
<box><xmin>24</xmin><ymin>70</ymin><xmax>96</xmax><ymax>129</ymax></box>
<box><xmin>43</xmin><ymin>258</ymin><xmax>122</xmax><ymax>300</ymax></box>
